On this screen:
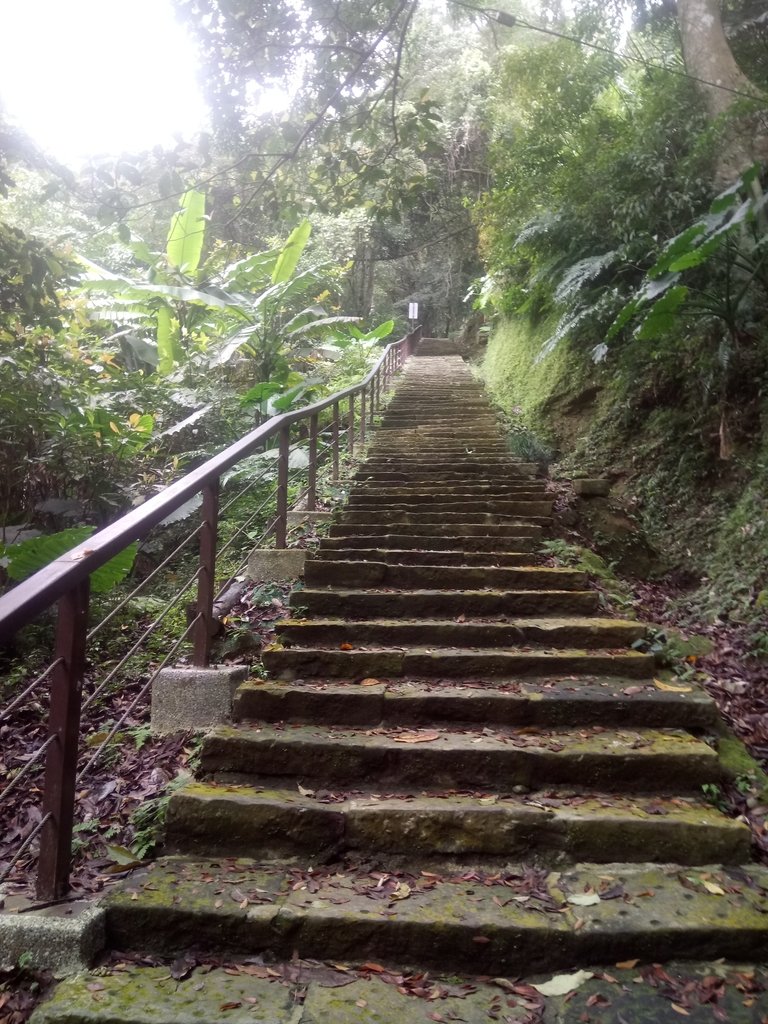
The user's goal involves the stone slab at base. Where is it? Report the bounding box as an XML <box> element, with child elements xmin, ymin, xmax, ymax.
<box><xmin>574</xmin><ymin>478</ymin><xmax>611</xmax><ymax>497</ymax></box>
<box><xmin>247</xmin><ymin>547</ymin><xmax>306</xmax><ymax>581</ymax></box>
<box><xmin>0</xmin><ymin>899</ymin><xmax>104</xmax><ymax>975</ymax></box>
<box><xmin>150</xmin><ymin>665</ymin><xmax>248</xmax><ymax>735</ymax></box>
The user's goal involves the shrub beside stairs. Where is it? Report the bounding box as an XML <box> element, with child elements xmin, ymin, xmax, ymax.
<box><xmin>33</xmin><ymin>341</ymin><xmax>768</xmax><ymax>1023</ymax></box>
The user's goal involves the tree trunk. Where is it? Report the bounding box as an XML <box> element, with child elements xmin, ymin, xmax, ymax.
<box><xmin>677</xmin><ymin>0</ymin><xmax>767</xmax><ymax>183</ymax></box>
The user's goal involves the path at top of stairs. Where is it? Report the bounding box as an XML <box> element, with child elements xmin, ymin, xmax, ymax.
<box><xmin>32</xmin><ymin>341</ymin><xmax>768</xmax><ymax>1023</ymax></box>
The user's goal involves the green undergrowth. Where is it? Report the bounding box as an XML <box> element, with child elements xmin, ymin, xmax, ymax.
<box><xmin>483</xmin><ymin>313</ymin><xmax>768</xmax><ymax>634</ymax></box>
<box><xmin>541</xmin><ymin>539</ymin><xmax>635</xmax><ymax>615</ymax></box>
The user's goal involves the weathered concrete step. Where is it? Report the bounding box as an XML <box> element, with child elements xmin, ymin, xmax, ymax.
<box><xmin>303</xmin><ymin>561</ymin><xmax>582</xmax><ymax>589</ymax></box>
<box><xmin>329</xmin><ymin>522</ymin><xmax>544</xmax><ymax>539</ymax></box>
<box><xmin>235</xmin><ymin>676</ymin><xmax>718</xmax><ymax>729</ymax></box>
<box><xmin>378</xmin><ymin>418</ymin><xmax>500</xmax><ymax>428</ymax></box>
<box><xmin>32</xmin><ymin>959</ymin><xmax>768</xmax><ymax>1024</ymax></box>
<box><xmin>346</xmin><ymin>499</ymin><xmax>557</xmax><ymax>516</ymax></box>
<box><xmin>263</xmin><ymin>645</ymin><xmax>654</xmax><ymax>680</ymax></box>
<box><xmin>103</xmin><ymin>858</ymin><xmax>768</xmax><ymax>972</ymax></box>
<box><xmin>356</xmin><ymin>465</ymin><xmax>539</xmax><ymax>480</ymax></box>
<box><xmin>349</xmin><ymin>486</ymin><xmax>550</xmax><ymax>499</ymax></box>
<box><xmin>293</xmin><ymin>587</ymin><xmax>598</xmax><ymax>617</ymax></box>
<box><xmin>337</xmin><ymin>509</ymin><xmax>552</xmax><ymax>525</ymax></box>
<box><xmin>167</xmin><ymin>783</ymin><xmax>749</xmax><ymax>865</ymax></box>
<box><xmin>310</xmin><ymin>548</ymin><xmax>535</xmax><ymax>566</ymax></box>
<box><xmin>201</xmin><ymin>723</ymin><xmax>716</xmax><ymax>791</ymax></box>
<box><xmin>348</xmin><ymin>494</ymin><xmax>550</xmax><ymax>507</ymax></box>
<box><xmin>276</xmin><ymin>616</ymin><xmax>645</xmax><ymax>650</ymax></box>
<box><xmin>318</xmin><ymin>534</ymin><xmax>540</xmax><ymax>552</ymax></box>
<box><xmin>364</xmin><ymin>450</ymin><xmax>515</xmax><ymax>459</ymax></box>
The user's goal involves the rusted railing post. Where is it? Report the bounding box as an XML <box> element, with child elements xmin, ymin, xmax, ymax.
<box><xmin>332</xmin><ymin>401</ymin><xmax>340</xmax><ymax>483</ymax></box>
<box><xmin>307</xmin><ymin>412</ymin><xmax>319</xmax><ymax>511</ymax></box>
<box><xmin>276</xmin><ymin>424</ymin><xmax>290</xmax><ymax>548</ymax></box>
<box><xmin>36</xmin><ymin>578</ymin><xmax>89</xmax><ymax>900</ymax></box>
<box><xmin>360</xmin><ymin>388</ymin><xmax>367</xmax><ymax>444</ymax></box>
<box><xmin>348</xmin><ymin>395</ymin><xmax>355</xmax><ymax>458</ymax></box>
<box><xmin>193</xmin><ymin>480</ymin><xmax>219</xmax><ymax>667</ymax></box>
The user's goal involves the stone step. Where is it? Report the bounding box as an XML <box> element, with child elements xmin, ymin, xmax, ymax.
<box><xmin>329</xmin><ymin>522</ymin><xmax>544</xmax><ymax>538</ymax></box>
<box><xmin>337</xmin><ymin>509</ymin><xmax>552</xmax><ymax>525</ymax></box>
<box><xmin>166</xmin><ymin>783</ymin><xmax>749</xmax><ymax>865</ymax></box>
<box><xmin>363</xmin><ymin>450</ymin><xmax>515</xmax><ymax>460</ymax></box>
<box><xmin>102</xmin><ymin>858</ymin><xmax>768</xmax><ymax>972</ymax></box>
<box><xmin>234</xmin><ymin>676</ymin><xmax>718</xmax><ymax>729</ymax></box>
<box><xmin>309</xmin><ymin>548</ymin><xmax>535</xmax><ymax>566</ymax></box>
<box><xmin>348</xmin><ymin>487</ymin><xmax>550</xmax><ymax>500</ymax></box>
<box><xmin>31</xmin><ymin>959</ymin><xmax>768</xmax><ymax>1024</ymax></box>
<box><xmin>342</xmin><ymin>501</ymin><xmax>552</xmax><ymax>516</ymax></box>
<box><xmin>276</xmin><ymin>616</ymin><xmax>645</xmax><ymax>650</ymax></box>
<box><xmin>201</xmin><ymin>723</ymin><xmax>716</xmax><ymax>791</ymax></box>
<box><xmin>293</xmin><ymin>587</ymin><xmax>599</xmax><ymax>617</ymax></box>
<box><xmin>303</xmin><ymin>561</ymin><xmax>582</xmax><ymax>589</ymax></box>
<box><xmin>355</xmin><ymin>466</ymin><xmax>539</xmax><ymax>480</ymax></box>
<box><xmin>317</xmin><ymin>534</ymin><xmax>540</xmax><ymax>552</ymax></box>
<box><xmin>262</xmin><ymin>645</ymin><xmax>654</xmax><ymax>680</ymax></box>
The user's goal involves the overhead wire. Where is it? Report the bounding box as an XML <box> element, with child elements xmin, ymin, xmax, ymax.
<box><xmin>448</xmin><ymin>1</ymin><xmax>765</xmax><ymax>103</ymax></box>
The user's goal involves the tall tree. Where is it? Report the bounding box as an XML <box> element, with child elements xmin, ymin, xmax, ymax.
<box><xmin>677</xmin><ymin>0</ymin><xmax>767</xmax><ymax>182</ymax></box>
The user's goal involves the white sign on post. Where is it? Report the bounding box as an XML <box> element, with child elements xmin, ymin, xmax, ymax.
<box><xmin>408</xmin><ymin>302</ymin><xmax>419</xmax><ymax>320</ymax></box>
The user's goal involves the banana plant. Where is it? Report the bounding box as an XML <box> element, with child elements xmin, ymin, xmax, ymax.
<box><xmin>79</xmin><ymin>201</ymin><xmax>357</xmax><ymax>380</ymax></box>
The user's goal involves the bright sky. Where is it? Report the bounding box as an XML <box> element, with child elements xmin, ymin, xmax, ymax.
<box><xmin>0</xmin><ymin>0</ymin><xmax>209</xmax><ymax>165</ymax></box>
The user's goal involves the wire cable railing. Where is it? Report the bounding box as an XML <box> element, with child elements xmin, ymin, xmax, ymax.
<box><xmin>0</xmin><ymin>326</ymin><xmax>419</xmax><ymax>900</ymax></box>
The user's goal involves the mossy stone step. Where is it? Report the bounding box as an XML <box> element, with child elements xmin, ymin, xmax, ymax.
<box><xmin>304</xmin><ymin>561</ymin><xmax>582</xmax><ymax>589</ymax></box>
<box><xmin>309</xmin><ymin>548</ymin><xmax>536</xmax><ymax>567</ymax></box>
<box><xmin>293</xmin><ymin>587</ymin><xmax>598</xmax><ymax>617</ymax></box>
<box><xmin>348</xmin><ymin>488</ymin><xmax>551</xmax><ymax>500</ymax></box>
<box><xmin>317</xmin><ymin>534</ymin><xmax>540</xmax><ymax>552</ymax></box>
<box><xmin>275</xmin><ymin>616</ymin><xmax>645</xmax><ymax>650</ymax></box>
<box><xmin>166</xmin><ymin>783</ymin><xmax>749</xmax><ymax>865</ymax></box>
<box><xmin>201</xmin><ymin>722</ymin><xmax>712</xmax><ymax>791</ymax></box>
<box><xmin>30</xmin><ymin>961</ymin><xmax>768</xmax><ymax>1024</ymax></box>
<box><xmin>329</xmin><ymin>523</ymin><xmax>544</xmax><ymax>540</ymax></box>
<box><xmin>102</xmin><ymin>858</ymin><xmax>768</xmax><ymax>972</ymax></box>
<box><xmin>263</xmin><ymin>645</ymin><xmax>653</xmax><ymax>679</ymax></box>
<box><xmin>234</xmin><ymin>676</ymin><xmax>718</xmax><ymax>729</ymax></box>
<box><xmin>355</xmin><ymin>467</ymin><xmax>538</xmax><ymax>480</ymax></box>
<box><xmin>337</xmin><ymin>510</ymin><xmax>552</xmax><ymax>527</ymax></box>
<box><xmin>340</xmin><ymin>501</ymin><xmax>554</xmax><ymax>516</ymax></box>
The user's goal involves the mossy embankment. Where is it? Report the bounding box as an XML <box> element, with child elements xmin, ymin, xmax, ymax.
<box><xmin>481</xmin><ymin>314</ymin><xmax>768</xmax><ymax>640</ymax></box>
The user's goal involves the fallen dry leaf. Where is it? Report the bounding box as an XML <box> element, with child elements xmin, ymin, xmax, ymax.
<box><xmin>532</xmin><ymin>970</ymin><xmax>594</xmax><ymax>997</ymax></box>
<box><xmin>360</xmin><ymin>678</ymin><xmax>380</xmax><ymax>686</ymax></box>
<box><xmin>394</xmin><ymin>730</ymin><xmax>440</xmax><ymax>744</ymax></box>
<box><xmin>339</xmin><ymin>643</ymin><xmax>354</xmax><ymax>651</ymax></box>
<box><xmin>567</xmin><ymin>892</ymin><xmax>601</xmax><ymax>907</ymax></box>
<box><xmin>654</xmin><ymin>678</ymin><xmax>693</xmax><ymax>693</ymax></box>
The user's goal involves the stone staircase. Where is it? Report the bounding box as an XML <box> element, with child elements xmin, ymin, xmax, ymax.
<box><xmin>33</xmin><ymin>344</ymin><xmax>768</xmax><ymax>1022</ymax></box>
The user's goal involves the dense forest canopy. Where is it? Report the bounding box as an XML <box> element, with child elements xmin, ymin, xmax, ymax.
<box><xmin>1</xmin><ymin>0</ymin><xmax>767</xmax><ymax>627</ymax></box>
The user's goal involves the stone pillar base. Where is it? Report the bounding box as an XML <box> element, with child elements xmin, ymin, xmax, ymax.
<box><xmin>247</xmin><ymin>547</ymin><xmax>306</xmax><ymax>580</ymax></box>
<box><xmin>150</xmin><ymin>665</ymin><xmax>248</xmax><ymax>735</ymax></box>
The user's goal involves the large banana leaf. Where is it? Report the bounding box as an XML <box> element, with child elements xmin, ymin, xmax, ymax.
<box><xmin>156</xmin><ymin>305</ymin><xmax>184</xmax><ymax>375</ymax></box>
<box><xmin>166</xmin><ymin>190</ymin><xmax>206</xmax><ymax>277</ymax></box>
<box><xmin>271</xmin><ymin>220</ymin><xmax>312</xmax><ymax>284</ymax></box>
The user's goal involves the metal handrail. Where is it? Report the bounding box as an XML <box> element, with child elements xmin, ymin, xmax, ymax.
<box><xmin>0</xmin><ymin>325</ymin><xmax>420</xmax><ymax>901</ymax></box>
<box><xmin>0</xmin><ymin>329</ymin><xmax>418</xmax><ymax>641</ymax></box>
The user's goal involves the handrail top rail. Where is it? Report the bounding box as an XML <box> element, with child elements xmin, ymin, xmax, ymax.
<box><xmin>0</xmin><ymin>331</ymin><xmax>414</xmax><ymax>641</ymax></box>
